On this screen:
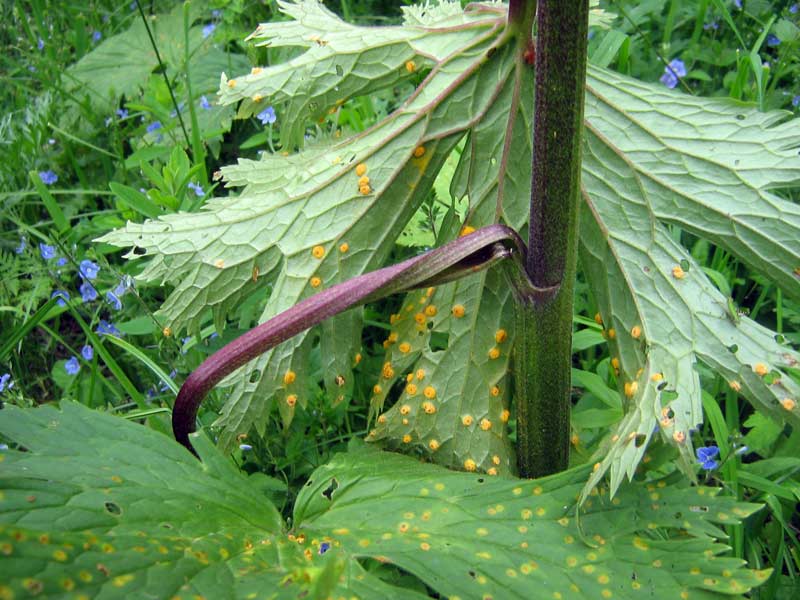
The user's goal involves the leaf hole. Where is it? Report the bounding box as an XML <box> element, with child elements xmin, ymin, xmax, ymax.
<box><xmin>679</xmin><ymin>259</ymin><xmax>690</xmax><ymax>271</ymax></box>
<box><xmin>736</xmin><ymin>114</ymin><xmax>745</xmax><ymax>120</ymax></box>
<box><xmin>160</xmin><ymin>522</ymin><xmax>174</xmax><ymax>529</ymax></box>
<box><xmin>249</xmin><ymin>369</ymin><xmax>261</xmax><ymax>383</ymax></box>
<box><xmin>634</xmin><ymin>434</ymin><xmax>647</xmax><ymax>448</ymax></box>
<box><xmin>132</xmin><ymin>246</ymin><xmax>146</xmax><ymax>256</ymax></box>
<box><xmin>728</xmin><ymin>344</ymin><xmax>738</xmax><ymax>354</ymax></box>
<box><xmin>104</xmin><ymin>501</ymin><xmax>122</xmax><ymax>516</ymax></box>
<box><xmin>322</xmin><ymin>478</ymin><xmax>339</xmax><ymax>501</ymax></box>
<box><xmin>476</xmin><ymin>478</ymin><xmax>485</xmax><ymax>484</ymax></box>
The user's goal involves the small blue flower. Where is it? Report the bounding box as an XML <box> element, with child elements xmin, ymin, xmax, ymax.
<box><xmin>92</xmin><ymin>30</ymin><xmax>102</xmax><ymax>42</ymax></box>
<box><xmin>80</xmin><ymin>281</ymin><xmax>98</xmax><ymax>302</ymax></box>
<box><xmin>696</xmin><ymin>445</ymin><xmax>720</xmax><ymax>470</ymax></box>
<box><xmin>37</xmin><ymin>38</ymin><xmax>44</xmax><ymax>50</ymax></box>
<box><xmin>81</xmin><ymin>345</ymin><xmax>94</xmax><ymax>360</ymax></box>
<box><xmin>15</xmin><ymin>237</ymin><xmax>26</xmax><ymax>254</ymax></box>
<box><xmin>659</xmin><ymin>58</ymin><xmax>686</xmax><ymax>89</ymax></box>
<box><xmin>146</xmin><ymin>121</ymin><xmax>162</xmax><ymax>133</ymax></box>
<box><xmin>199</xmin><ymin>95</ymin><xmax>211</xmax><ymax>110</ymax></box>
<box><xmin>113</xmin><ymin>277</ymin><xmax>132</xmax><ymax>297</ymax></box>
<box><xmin>239</xmin><ymin>443</ymin><xmax>253</xmax><ymax>451</ymax></box>
<box><xmin>39</xmin><ymin>170</ymin><xmax>58</xmax><ymax>185</ymax></box>
<box><xmin>116</xmin><ymin>108</ymin><xmax>129</xmax><ymax>119</ymax></box>
<box><xmin>0</xmin><ymin>373</ymin><xmax>13</xmax><ymax>393</ymax></box>
<box><xmin>791</xmin><ymin>4</ymin><xmax>799</xmax><ymax>14</ymax></box>
<box><xmin>211</xmin><ymin>9</ymin><xmax>222</xmax><ymax>18</ymax></box>
<box><xmin>793</xmin><ymin>95</ymin><xmax>800</xmax><ymax>107</ymax></box>
<box><xmin>767</xmin><ymin>34</ymin><xmax>781</xmax><ymax>47</ymax></box>
<box><xmin>202</xmin><ymin>23</ymin><xmax>216</xmax><ymax>39</ymax></box>
<box><xmin>733</xmin><ymin>0</ymin><xmax>742</xmax><ymax>8</ymax></box>
<box><xmin>187</xmin><ymin>182</ymin><xmax>204</xmax><ymax>197</ymax></box>
<box><xmin>39</xmin><ymin>243</ymin><xmax>56</xmax><ymax>260</ymax></box>
<box><xmin>79</xmin><ymin>259</ymin><xmax>100</xmax><ymax>280</ymax></box>
<box><xmin>96</xmin><ymin>320</ymin><xmax>122</xmax><ymax>337</ymax></box>
<box><xmin>169</xmin><ymin>101</ymin><xmax>185</xmax><ymax>118</ymax></box>
<box><xmin>106</xmin><ymin>290</ymin><xmax>122</xmax><ymax>310</ymax></box>
<box><xmin>65</xmin><ymin>356</ymin><xmax>80</xmax><ymax>375</ymax></box>
<box><xmin>703</xmin><ymin>20</ymin><xmax>719</xmax><ymax>31</ymax></box>
<box><xmin>51</xmin><ymin>290</ymin><xmax>70</xmax><ymax>307</ymax></box>
<box><xmin>318</xmin><ymin>541</ymin><xmax>331</xmax><ymax>555</ymax></box>
<box><xmin>56</xmin><ymin>257</ymin><xmax>68</xmax><ymax>267</ymax></box>
<box><xmin>257</xmin><ymin>106</ymin><xmax>276</xmax><ymax>125</ymax></box>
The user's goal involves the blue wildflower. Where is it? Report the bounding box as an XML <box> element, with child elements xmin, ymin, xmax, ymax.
<box><xmin>212</xmin><ymin>9</ymin><xmax>221</xmax><ymax>18</ymax></box>
<box><xmin>793</xmin><ymin>95</ymin><xmax>800</xmax><ymax>107</ymax></box>
<box><xmin>92</xmin><ymin>30</ymin><xmax>102</xmax><ymax>42</ymax></box>
<box><xmin>56</xmin><ymin>257</ymin><xmax>67</xmax><ymax>267</ymax></box>
<box><xmin>733</xmin><ymin>0</ymin><xmax>741</xmax><ymax>8</ymax></box>
<box><xmin>660</xmin><ymin>58</ymin><xmax>686</xmax><ymax>89</ymax></box>
<box><xmin>767</xmin><ymin>34</ymin><xmax>781</xmax><ymax>47</ymax></box>
<box><xmin>65</xmin><ymin>356</ymin><xmax>80</xmax><ymax>375</ymax></box>
<box><xmin>81</xmin><ymin>345</ymin><xmax>94</xmax><ymax>361</ymax></box>
<box><xmin>113</xmin><ymin>277</ymin><xmax>132</xmax><ymax>297</ymax></box>
<box><xmin>51</xmin><ymin>290</ymin><xmax>70</xmax><ymax>307</ymax></box>
<box><xmin>257</xmin><ymin>106</ymin><xmax>276</xmax><ymax>125</ymax></box>
<box><xmin>318</xmin><ymin>541</ymin><xmax>331</xmax><ymax>555</ymax></box>
<box><xmin>696</xmin><ymin>445</ymin><xmax>720</xmax><ymax>470</ymax></box>
<box><xmin>703</xmin><ymin>20</ymin><xmax>719</xmax><ymax>31</ymax></box>
<box><xmin>199</xmin><ymin>95</ymin><xmax>211</xmax><ymax>110</ymax></box>
<box><xmin>15</xmin><ymin>237</ymin><xmax>26</xmax><ymax>254</ymax></box>
<box><xmin>202</xmin><ymin>23</ymin><xmax>216</xmax><ymax>38</ymax></box>
<box><xmin>0</xmin><ymin>373</ymin><xmax>13</xmax><ymax>393</ymax></box>
<box><xmin>37</xmin><ymin>38</ymin><xmax>44</xmax><ymax>50</ymax></box>
<box><xmin>239</xmin><ymin>444</ymin><xmax>253</xmax><ymax>451</ymax></box>
<box><xmin>39</xmin><ymin>170</ymin><xmax>58</xmax><ymax>185</ymax></box>
<box><xmin>116</xmin><ymin>108</ymin><xmax>129</xmax><ymax>119</ymax></box>
<box><xmin>791</xmin><ymin>4</ymin><xmax>799</xmax><ymax>14</ymax></box>
<box><xmin>79</xmin><ymin>281</ymin><xmax>97</xmax><ymax>302</ymax></box>
<box><xmin>39</xmin><ymin>243</ymin><xmax>56</xmax><ymax>260</ymax></box>
<box><xmin>106</xmin><ymin>290</ymin><xmax>122</xmax><ymax>310</ymax></box>
<box><xmin>169</xmin><ymin>102</ymin><xmax>185</xmax><ymax>118</ymax></box>
<box><xmin>96</xmin><ymin>319</ymin><xmax>122</xmax><ymax>337</ymax></box>
<box><xmin>79</xmin><ymin>259</ymin><xmax>100</xmax><ymax>280</ymax></box>
<box><xmin>146</xmin><ymin>121</ymin><xmax>162</xmax><ymax>133</ymax></box>
<box><xmin>187</xmin><ymin>182</ymin><xmax>204</xmax><ymax>197</ymax></box>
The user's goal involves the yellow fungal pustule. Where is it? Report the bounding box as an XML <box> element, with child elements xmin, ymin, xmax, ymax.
<box><xmin>406</xmin><ymin>373</ymin><xmax>414</xmax><ymax>383</ymax></box>
<box><xmin>624</xmin><ymin>381</ymin><xmax>638</xmax><ymax>398</ymax></box>
<box><xmin>611</xmin><ymin>357</ymin><xmax>620</xmax><ymax>370</ymax></box>
<box><xmin>422</xmin><ymin>401</ymin><xmax>436</xmax><ymax>414</ymax></box>
<box><xmin>426</xmin><ymin>286</ymin><xmax>435</xmax><ymax>297</ymax></box>
<box><xmin>405</xmin><ymin>60</ymin><xmax>416</xmax><ymax>73</ymax></box>
<box><xmin>487</xmin><ymin>467</ymin><xmax>498</xmax><ymax>476</ymax></box>
<box><xmin>480</xmin><ymin>418</ymin><xmax>492</xmax><ymax>431</ymax></box>
<box><xmin>377</xmin><ymin>414</ymin><xmax>387</xmax><ymax>424</ymax></box>
<box><xmin>452</xmin><ymin>304</ymin><xmax>466</xmax><ymax>318</ymax></box>
<box><xmin>354</xmin><ymin>352</ymin><xmax>362</xmax><ymax>365</ymax></box>
<box><xmin>373</xmin><ymin>384</ymin><xmax>382</xmax><ymax>395</ymax></box>
<box><xmin>358</xmin><ymin>175</ymin><xmax>370</xmax><ymax>187</ymax></box>
<box><xmin>464</xmin><ymin>459</ymin><xmax>477</xmax><ymax>472</ymax></box>
<box><xmin>252</xmin><ymin>266</ymin><xmax>259</xmax><ymax>281</ymax></box>
<box><xmin>387</xmin><ymin>332</ymin><xmax>398</xmax><ymax>343</ymax></box>
<box><xmin>781</xmin><ymin>398</ymin><xmax>796</xmax><ymax>411</ymax></box>
<box><xmin>754</xmin><ymin>363</ymin><xmax>769</xmax><ymax>376</ymax></box>
<box><xmin>162</xmin><ymin>326</ymin><xmax>172</xmax><ymax>338</ymax></box>
<box><xmin>571</xmin><ymin>433</ymin><xmax>580</xmax><ymax>446</ymax></box>
<box><xmin>339</xmin><ymin>242</ymin><xmax>349</xmax><ymax>253</ymax></box>
<box><xmin>593</xmin><ymin>462</ymin><xmax>601</xmax><ymax>472</ymax></box>
<box><xmin>355</xmin><ymin>163</ymin><xmax>367</xmax><ymax>177</ymax></box>
<box><xmin>310</xmin><ymin>276</ymin><xmax>322</xmax><ymax>288</ymax></box>
<box><xmin>405</xmin><ymin>383</ymin><xmax>417</xmax><ymax>395</ymax></box>
<box><xmin>673</xmin><ymin>430</ymin><xmax>686</xmax><ymax>443</ymax></box>
<box><xmin>594</xmin><ymin>313</ymin><xmax>603</xmax><ymax>325</ymax></box>
<box><xmin>424</xmin><ymin>305</ymin><xmax>437</xmax><ymax>317</ymax></box>
<box><xmin>491</xmin><ymin>385</ymin><xmax>501</xmax><ymax>397</ymax></box>
<box><xmin>227</xmin><ymin>79</ymin><xmax>237</xmax><ymax>88</ymax></box>
<box><xmin>492</xmin><ymin>455</ymin><xmax>501</xmax><ymax>465</ymax></box>
<box><xmin>382</xmin><ymin>362</ymin><xmax>395</xmax><ymax>379</ymax></box>
<box><xmin>414</xmin><ymin>312</ymin><xmax>426</xmax><ymax>325</ymax></box>
<box><xmin>729</xmin><ymin>380</ymin><xmax>742</xmax><ymax>392</ymax></box>
<box><xmin>252</xmin><ymin>94</ymin><xmax>263</xmax><ymax>103</ymax></box>
<box><xmin>428</xmin><ymin>439</ymin><xmax>440</xmax><ymax>451</ymax></box>
<box><xmin>651</xmin><ymin>372</ymin><xmax>664</xmax><ymax>382</ymax></box>
<box><xmin>402</xmin><ymin>434</ymin><xmax>412</xmax><ymax>444</ymax></box>
<box><xmin>462</xmin><ymin>414</ymin><xmax>474</xmax><ymax>426</ymax></box>
<box><xmin>413</xmin><ymin>145</ymin><xmax>425</xmax><ymax>158</ymax></box>
<box><xmin>423</xmin><ymin>385</ymin><xmax>436</xmax><ymax>399</ymax></box>
<box><xmin>400</xmin><ymin>404</ymin><xmax>411</xmax><ymax>415</ymax></box>
<box><xmin>500</xmin><ymin>409</ymin><xmax>510</xmax><ymax>423</ymax></box>
<box><xmin>631</xmin><ymin>325</ymin><xmax>642</xmax><ymax>339</ymax></box>
<box><xmin>399</xmin><ymin>342</ymin><xmax>411</xmax><ymax>353</ymax></box>
<box><xmin>286</xmin><ymin>394</ymin><xmax>297</xmax><ymax>407</ymax></box>
<box><xmin>359</xmin><ymin>184</ymin><xmax>371</xmax><ymax>195</ymax></box>
<box><xmin>215</xmin><ymin>259</ymin><xmax>225</xmax><ymax>269</ymax></box>
<box><xmin>488</xmin><ymin>347</ymin><xmax>501</xmax><ymax>360</ymax></box>
<box><xmin>495</xmin><ymin>329</ymin><xmax>508</xmax><ymax>343</ymax></box>
<box><xmin>251</xmin><ymin>67</ymin><xmax>263</xmax><ymax>75</ymax></box>
<box><xmin>416</xmin><ymin>368</ymin><xmax>426</xmax><ymax>380</ymax></box>
<box><xmin>607</xmin><ymin>328</ymin><xmax>616</xmax><ymax>340</ymax></box>
<box><xmin>283</xmin><ymin>371</ymin><xmax>296</xmax><ymax>385</ymax></box>
<box><xmin>460</xmin><ymin>225</ymin><xmax>475</xmax><ymax>237</ymax></box>
<box><xmin>672</xmin><ymin>265</ymin><xmax>686</xmax><ymax>279</ymax></box>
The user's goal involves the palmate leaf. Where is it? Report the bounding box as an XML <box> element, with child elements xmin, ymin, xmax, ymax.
<box><xmin>99</xmin><ymin>0</ymin><xmax>800</xmax><ymax>490</ymax></box>
<box><xmin>0</xmin><ymin>403</ymin><xmax>770</xmax><ymax>599</ymax></box>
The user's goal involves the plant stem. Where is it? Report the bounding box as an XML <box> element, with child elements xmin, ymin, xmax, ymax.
<box><xmin>515</xmin><ymin>0</ymin><xmax>589</xmax><ymax>478</ymax></box>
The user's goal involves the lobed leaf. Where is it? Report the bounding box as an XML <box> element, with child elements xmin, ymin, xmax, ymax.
<box><xmin>0</xmin><ymin>403</ymin><xmax>770</xmax><ymax>599</ymax></box>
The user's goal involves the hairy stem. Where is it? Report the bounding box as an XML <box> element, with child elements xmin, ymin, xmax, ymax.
<box><xmin>515</xmin><ymin>0</ymin><xmax>589</xmax><ymax>478</ymax></box>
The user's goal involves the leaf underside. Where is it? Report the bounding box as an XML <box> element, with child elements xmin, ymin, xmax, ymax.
<box><xmin>98</xmin><ymin>0</ymin><xmax>800</xmax><ymax>494</ymax></box>
<box><xmin>0</xmin><ymin>403</ymin><xmax>770</xmax><ymax>599</ymax></box>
